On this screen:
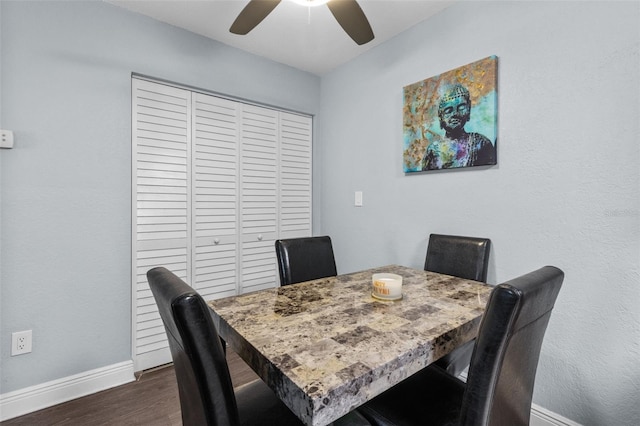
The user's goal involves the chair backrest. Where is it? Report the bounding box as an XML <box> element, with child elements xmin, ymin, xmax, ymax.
<box><xmin>424</xmin><ymin>234</ymin><xmax>491</xmax><ymax>282</ymax></box>
<box><xmin>147</xmin><ymin>267</ymin><xmax>239</xmax><ymax>426</ymax></box>
<box><xmin>275</xmin><ymin>236</ymin><xmax>337</xmax><ymax>286</ymax></box>
<box><xmin>460</xmin><ymin>266</ymin><xmax>564</xmax><ymax>426</ymax></box>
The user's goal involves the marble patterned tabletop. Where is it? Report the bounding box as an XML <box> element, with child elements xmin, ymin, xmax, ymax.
<box><xmin>208</xmin><ymin>265</ymin><xmax>493</xmax><ymax>426</ymax></box>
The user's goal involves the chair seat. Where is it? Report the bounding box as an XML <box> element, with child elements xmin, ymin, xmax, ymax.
<box><xmin>358</xmin><ymin>365</ymin><xmax>465</xmax><ymax>426</ymax></box>
<box><xmin>237</xmin><ymin>378</ymin><xmax>371</xmax><ymax>426</ymax></box>
<box><xmin>433</xmin><ymin>338</ymin><xmax>475</xmax><ymax>377</ymax></box>
<box><xmin>236</xmin><ymin>379</ymin><xmax>303</xmax><ymax>426</ymax></box>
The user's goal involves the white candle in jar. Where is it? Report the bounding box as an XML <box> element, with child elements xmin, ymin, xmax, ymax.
<box><xmin>372</xmin><ymin>273</ymin><xmax>403</xmax><ymax>300</ymax></box>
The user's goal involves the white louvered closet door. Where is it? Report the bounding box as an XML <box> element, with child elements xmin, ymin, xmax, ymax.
<box><xmin>240</xmin><ymin>105</ymin><xmax>279</xmax><ymax>293</ymax></box>
<box><xmin>192</xmin><ymin>93</ymin><xmax>240</xmax><ymax>300</ymax></box>
<box><xmin>132</xmin><ymin>79</ymin><xmax>191</xmax><ymax>371</ymax></box>
<box><xmin>279</xmin><ymin>112</ymin><xmax>312</xmax><ymax>239</ymax></box>
<box><xmin>133</xmin><ymin>78</ymin><xmax>312</xmax><ymax>371</ymax></box>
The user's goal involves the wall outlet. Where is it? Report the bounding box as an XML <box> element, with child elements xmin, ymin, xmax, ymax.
<box><xmin>11</xmin><ymin>330</ymin><xmax>32</xmax><ymax>356</ymax></box>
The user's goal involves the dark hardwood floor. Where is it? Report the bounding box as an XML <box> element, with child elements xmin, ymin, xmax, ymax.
<box><xmin>1</xmin><ymin>350</ymin><xmax>259</xmax><ymax>426</ymax></box>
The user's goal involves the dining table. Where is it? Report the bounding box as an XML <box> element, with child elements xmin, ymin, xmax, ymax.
<box><xmin>207</xmin><ymin>264</ymin><xmax>493</xmax><ymax>426</ymax></box>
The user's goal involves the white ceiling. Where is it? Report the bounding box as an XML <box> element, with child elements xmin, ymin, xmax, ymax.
<box><xmin>107</xmin><ymin>0</ymin><xmax>456</xmax><ymax>75</ymax></box>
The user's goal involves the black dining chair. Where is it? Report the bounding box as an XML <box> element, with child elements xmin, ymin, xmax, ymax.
<box><xmin>147</xmin><ymin>267</ymin><xmax>370</xmax><ymax>426</ymax></box>
<box><xmin>357</xmin><ymin>266</ymin><xmax>564</xmax><ymax>426</ymax></box>
<box><xmin>425</xmin><ymin>233</ymin><xmax>491</xmax><ymax>376</ymax></box>
<box><xmin>425</xmin><ymin>233</ymin><xmax>491</xmax><ymax>282</ymax></box>
<box><xmin>275</xmin><ymin>236</ymin><xmax>338</xmax><ymax>286</ymax></box>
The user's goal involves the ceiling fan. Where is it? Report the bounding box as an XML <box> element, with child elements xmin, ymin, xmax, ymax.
<box><xmin>230</xmin><ymin>0</ymin><xmax>375</xmax><ymax>45</ymax></box>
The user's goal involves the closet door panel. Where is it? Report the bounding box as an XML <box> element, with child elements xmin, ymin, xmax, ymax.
<box><xmin>132</xmin><ymin>78</ymin><xmax>191</xmax><ymax>371</ymax></box>
<box><xmin>240</xmin><ymin>105</ymin><xmax>278</xmax><ymax>293</ymax></box>
<box><xmin>192</xmin><ymin>93</ymin><xmax>240</xmax><ymax>300</ymax></box>
<box><xmin>279</xmin><ymin>113</ymin><xmax>312</xmax><ymax>239</ymax></box>
<box><xmin>240</xmin><ymin>237</ymin><xmax>277</xmax><ymax>293</ymax></box>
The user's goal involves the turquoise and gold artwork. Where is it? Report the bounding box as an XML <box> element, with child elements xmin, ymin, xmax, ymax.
<box><xmin>403</xmin><ymin>56</ymin><xmax>498</xmax><ymax>173</ymax></box>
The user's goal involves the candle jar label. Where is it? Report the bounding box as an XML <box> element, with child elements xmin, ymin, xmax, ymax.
<box><xmin>371</xmin><ymin>273</ymin><xmax>403</xmax><ymax>300</ymax></box>
<box><xmin>373</xmin><ymin>280</ymin><xmax>392</xmax><ymax>295</ymax></box>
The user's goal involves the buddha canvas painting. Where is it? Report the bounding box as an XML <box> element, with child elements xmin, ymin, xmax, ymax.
<box><xmin>403</xmin><ymin>56</ymin><xmax>498</xmax><ymax>173</ymax></box>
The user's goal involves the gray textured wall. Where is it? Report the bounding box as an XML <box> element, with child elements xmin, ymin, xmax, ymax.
<box><xmin>0</xmin><ymin>0</ymin><xmax>320</xmax><ymax>393</ymax></box>
<box><xmin>2</xmin><ymin>1</ymin><xmax>639</xmax><ymax>425</ymax></box>
<box><xmin>317</xmin><ymin>1</ymin><xmax>639</xmax><ymax>425</ymax></box>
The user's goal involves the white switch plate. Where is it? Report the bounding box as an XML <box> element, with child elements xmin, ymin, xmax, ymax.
<box><xmin>355</xmin><ymin>191</ymin><xmax>363</xmax><ymax>207</ymax></box>
<box><xmin>1</xmin><ymin>130</ymin><xmax>14</xmax><ymax>149</ymax></box>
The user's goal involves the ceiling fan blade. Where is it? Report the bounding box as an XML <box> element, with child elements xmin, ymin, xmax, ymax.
<box><xmin>326</xmin><ymin>0</ymin><xmax>374</xmax><ymax>45</ymax></box>
<box><xmin>230</xmin><ymin>0</ymin><xmax>282</xmax><ymax>35</ymax></box>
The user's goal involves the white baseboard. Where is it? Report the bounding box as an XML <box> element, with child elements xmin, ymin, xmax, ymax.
<box><xmin>0</xmin><ymin>360</ymin><xmax>135</xmax><ymax>422</ymax></box>
<box><xmin>531</xmin><ymin>403</ymin><xmax>583</xmax><ymax>426</ymax></box>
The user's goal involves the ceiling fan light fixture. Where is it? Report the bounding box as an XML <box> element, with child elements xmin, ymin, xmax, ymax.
<box><xmin>231</xmin><ymin>0</ymin><xmax>374</xmax><ymax>46</ymax></box>
<box><xmin>290</xmin><ymin>0</ymin><xmax>330</xmax><ymax>7</ymax></box>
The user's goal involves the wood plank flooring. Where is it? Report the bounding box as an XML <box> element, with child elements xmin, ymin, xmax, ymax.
<box><xmin>1</xmin><ymin>350</ymin><xmax>259</xmax><ymax>425</ymax></box>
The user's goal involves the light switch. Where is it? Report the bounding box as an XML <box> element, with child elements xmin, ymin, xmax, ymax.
<box><xmin>355</xmin><ymin>191</ymin><xmax>363</xmax><ymax>207</ymax></box>
<box><xmin>1</xmin><ymin>130</ymin><xmax>14</xmax><ymax>149</ymax></box>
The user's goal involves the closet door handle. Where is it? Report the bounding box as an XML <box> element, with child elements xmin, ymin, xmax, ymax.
<box><xmin>214</xmin><ymin>238</ymin><xmax>220</xmax><ymax>245</ymax></box>
<box><xmin>257</xmin><ymin>234</ymin><xmax>263</xmax><ymax>241</ymax></box>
